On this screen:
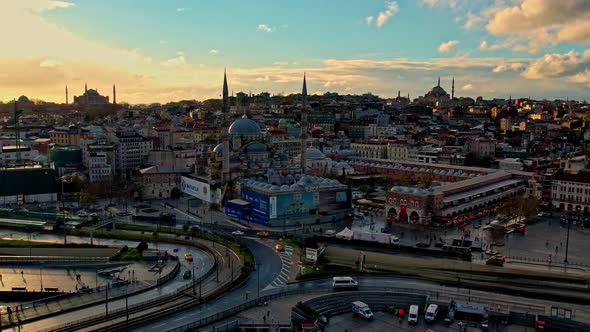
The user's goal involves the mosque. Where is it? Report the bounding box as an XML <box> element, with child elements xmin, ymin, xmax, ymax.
<box><xmin>195</xmin><ymin>71</ymin><xmax>353</xmax><ymax>226</ymax></box>
<box><xmin>415</xmin><ymin>77</ymin><xmax>455</xmax><ymax>107</ymax></box>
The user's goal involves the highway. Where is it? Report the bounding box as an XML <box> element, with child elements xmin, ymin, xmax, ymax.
<box><xmin>1</xmin><ymin>232</ymin><xmax>212</xmax><ymax>332</ymax></box>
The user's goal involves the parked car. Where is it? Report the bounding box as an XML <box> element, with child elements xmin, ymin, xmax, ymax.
<box><xmin>425</xmin><ymin>304</ymin><xmax>439</xmax><ymax>323</ymax></box>
<box><xmin>275</xmin><ymin>244</ymin><xmax>284</xmax><ymax>251</ymax></box>
<box><xmin>408</xmin><ymin>305</ymin><xmax>419</xmax><ymax>325</ymax></box>
<box><xmin>183</xmin><ymin>270</ymin><xmax>192</xmax><ymax>279</ymax></box>
<box><xmin>332</xmin><ymin>277</ymin><xmax>358</xmax><ymax>290</ymax></box>
<box><xmin>231</xmin><ymin>230</ymin><xmax>244</xmax><ymax>236</ymax></box>
<box><xmin>184</xmin><ymin>253</ymin><xmax>193</xmax><ymax>262</ymax></box>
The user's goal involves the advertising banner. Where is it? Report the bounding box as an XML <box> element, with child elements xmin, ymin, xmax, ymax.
<box><xmin>305</xmin><ymin>248</ymin><xmax>318</xmax><ymax>262</ymax></box>
<box><xmin>241</xmin><ymin>189</ymin><xmax>270</xmax><ymax>216</ymax></box>
<box><xmin>318</xmin><ymin>190</ymin><xmax>351</xmax><ymax>212</ymax></box>
<box><xmin>180</xmin><ymin>177</ymin><xmax>211</xmax><ymax>202</ymax></box>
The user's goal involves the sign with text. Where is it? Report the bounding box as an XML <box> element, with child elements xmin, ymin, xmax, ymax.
<box><xmin>305</xmin><ymin>248</ymin><xmax>318</xmax><ymax>262</ymax></box>
<box><xmin>285</xmin><ymin>246</ymin><xmax>293</xmax><ymax>255</ymax></box>
<box><xmin>180</xmin><ymin>177</ymin><xmax>211</xmax><ymax>202</ymax></box>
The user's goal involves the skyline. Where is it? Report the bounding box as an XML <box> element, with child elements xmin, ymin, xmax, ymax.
<box><xmin>2</xmin><ymin>0</ymin><xmax>590</xmax><ymax>103</ymax></box>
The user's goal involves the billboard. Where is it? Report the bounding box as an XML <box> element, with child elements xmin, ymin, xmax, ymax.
<box><xmin>180</xmin><ymin>177</ymin><xmax>211</xmax><ymax>202</ymax></box>
<box><xmin>318</xmin><ymin>189</ymin><xmax>351</xmax><ymax>212</ymax></box>
<box><xmin>275</xmin><ymin>192</ymin><xmax>316</xmax><ymax>218</ymax></box>
<box><xmin>305</xmin><ymin>248</ymin><xmax>318</xmax><ymax>262</ymax></box>
<box><xmin>241</xmin><ymin>189</ymin><xmax>270</xmax><ymax>216</ymax></box>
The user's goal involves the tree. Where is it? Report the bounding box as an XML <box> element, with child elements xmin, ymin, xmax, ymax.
<box><xmin>182</xmin><ymin>224</ymin><xmax>189</xmax><ymax>231</ymax></box>
<box><xmin>79</xmin><ymin>191</ymin><xmax>96</xmax><ymax>205</ymax></box>
<box><xmin>136</xmin><ymin>241</ymin><xmax>148</xmax><ymax>253</ymax></box>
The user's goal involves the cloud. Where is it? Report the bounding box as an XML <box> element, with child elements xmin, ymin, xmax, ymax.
<box><xmin>160</xmin><ymin>52</ymin><xmax>187</xmax><ymax>67</ymax></box>
<box><xmin>419</xmin><ymin>0</ymin><xmax>459</xmax><ymax>8</ymax></box>
<box><xmin>482</xmin><ymin>0</ymin><xmax>590</xmax><ymax>52</ymax></box>
<box><xmin>493</xmin><ymin>63</ymin><xmax>526</xmax><ymax>73</ymax></box>
<box><xmin>176</xmin><ymin>7</ymin><xmax>190</xmax><ymax>12</ymax></box>
<box><xmin>255</xmin><ymin>75</ymin><xmax>271</xmax><ymax>82</ymax></box>
<box><xmin>208</xmin><ymin>49</ymin><xmax>220</xmax><ymax>56</ymax></box>
<box><xmin>367</xmin><ymin>1</ymin><xmax>399</xmax><ymax>28</ymax></box>
<box><xmin>463</xmin><ymin>12</ymin><xmax>482</xmax><ymax>30</ymax></box>
<box><xmin>462</xmin><ymin>84</ymin><xmax>474</xmax><ymax>91</ymax></box>
<box><xmin>39</xmin><ymin>58</ymin><xmax>63</xmax><ymax>67</ymax></box>
<box><xmin>30</xmin><ymin>0</ymin><xmax>74</xmax><ymax>12</ymax></box>
<box><xmin>257</xmin><ymin>24</ymin><xmax>273</xmax><ymax>33</ymax></box>
<box><xmin>438</xmin><ymin>40</ymin><xmax>459</xmax><ymax>53</ymax></box>
<box><xmin>273</xmin><ymin>61</ymin><xmax>289</xmax><ymax>66</ymax></box>
<box><xmin>522</xmin><ymin>50</ymin><xmax>590</xmax><ymax>80</ymax></box>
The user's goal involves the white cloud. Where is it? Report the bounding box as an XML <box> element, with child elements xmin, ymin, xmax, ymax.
<box><xmin>419</xmin><ymin>0</ymin><xmax>458</xmax><ymax>8</ymax></box>
<box><xmin>522</xmin><ymin>50</ymin><xmax>590</xmax><ymax>80</ymax></box>
<box><xmin>208</xmin><ymin>49</ymin><xmax>220</xmax><ymax>56</ymax></box>
<box><xmin>493</xmin><ymin>63</ymin><xmax>526</xmax><ymax>73</ymax></box>
<box><xmin>255</xmin><ymin>75</ymin><xmax>270</xmax><ymax>82</ymax></box>
<box><xmin>29</xmin><ymin>0</ymin><xmax>74</xmax><ymax>12</ymax></box>
<box><xmin>482</xmin><ymin>0</ymin><xmax>590</xmax><ymax>52</ymax></box>
<box><xmin>462</xmin><ymin>84</ymin><xmax>474</xmax><ymax>91</ymax></box>
<box><xmin>273</xmin><ymin>61</ymin><xmax>289</xmax><ymax>66</ymax></box>
<box><xmin>438</xmin><ymin>40</ymin><xmax>459</xmax><ymax>53</ymax></box>
<box><xmin>463</xmin><ymin>12</ymin><xmax>482</xmax><ymax>30</ymax></box>
<box><xmin>176</xmin><ymin>7</ymin><xmax>190</xmax><ymax>12</ymax></box>
<box><xmin>39</xmin><ymin>58</ymin><xmax>63</xmax><ymax>67</ymax></box>
<box><xmin>257</xmin><ymin>24</ymin><xmax>273</xmax><ymax>33</ymax></box>
<box><xmin>367</xmin><ymin>1</ymin><xmax>399</xmax><ymax>28</ymax></box>
<box><xmin>160</xmin><ymin>51</ymin><xmax>186</xmax><ymax>67</ymax></box>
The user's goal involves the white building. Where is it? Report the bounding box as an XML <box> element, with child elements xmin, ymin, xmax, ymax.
<box><xmin>111</xmin><ymin>131</ymin><xmax>153</xmax><ymax>175</ymax></box>
<box><xmin>0</xmin><ymin>146</ymin><xmax>43</xmax><ymax>165</ymax></box>
<box><xmin>551</xmin><ymin>171</ymin><xmax>590</xmax><ymax>213</ymax></box>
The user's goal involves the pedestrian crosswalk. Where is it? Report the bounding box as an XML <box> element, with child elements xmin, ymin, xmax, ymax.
<box><xmin>262</xmin><ymin>247</ymin><xmax>292</xmax><ymax>291</ymax></box>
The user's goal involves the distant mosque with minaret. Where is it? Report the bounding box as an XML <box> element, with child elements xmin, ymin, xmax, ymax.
<box><xmin>73</xmin><ymin>83</ymin><xmax>114</xmax><ymax>106</ymax></box>
<box><xmin>415</xmin><ymin>77</ymin><xmax>455</xmax><ymax>107</ymax></box>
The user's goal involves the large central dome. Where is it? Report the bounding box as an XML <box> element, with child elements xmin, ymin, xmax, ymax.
<box><xmin>228</xmin><ymin>118</ymin><xmax>262</xmax><ymax>135</ymax></box>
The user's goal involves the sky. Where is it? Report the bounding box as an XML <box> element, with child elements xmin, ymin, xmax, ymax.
<box><xmin>1</xmin><ymin>0</ymin><xmax>590</xmax><ymax>104</ymax></box>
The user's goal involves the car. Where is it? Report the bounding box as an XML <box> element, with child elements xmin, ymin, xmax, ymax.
<box><xmin>117</xmin><ymin>211</ymin><xmax>131</xmax><ymax>217</ymax></box>
<box><xmin>256</xmin><ymin>231</ymin><xmax>269</xmax><ymax>238</ymax></box>
<box><xmin>231</xmin><ymin>230</ymin><xmax>244</xmax><ymax>236</ymax></box>
<box><xmin>184</xmin><ymin>253</ymin><xmax>193</xmax><ymax>262</ymax></box>
<box><xmin>415</xmin><ymin>242</ymin><xmax>430</xmax><ymax>248</ymax></box>
<box><xmin>537</xmin><ymin>212</ymin><xmax>545</xmax><ymax>217</ymax></box>
<box><xmin>275</xmin><ymin>243</ymin><xmax>284</xmax><ymax>251</ymax></box>
<box><xmin>77</xmin><ymin>211</ymin><xmax>89</xmax><ymax>217</ymax></box>
<box><xmin>182</xmin><ymin>270</ymin><xmax>192</xmax><ymax>279</ymax></box>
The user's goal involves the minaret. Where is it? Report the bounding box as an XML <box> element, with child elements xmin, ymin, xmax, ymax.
<box><xmin>113</xmin><ymin>84</ymin><xmax>116</xmax><ymax>105</ymax></box>
<box><xmin>65</xmin><ymin>85</ymin><xmax>68</xmax><ymax>105</ymax></box>
<box><xmin>301</xmin><ymin>73</ymin><xmax>308</xmax><ymax>175</ymax></box>
<box><xmin>437</xmin><ymin>77</ymin><xmax>440</xmax><ymax>87</ymax></box>
<box><xmin>222</xmin><ymin>68</ymin><xmax>229</xmax><ymax>114</ymax></box>
<box><xmin>85</xmin><ymin>82</ymin><xmax>87</xmax><ymax>93</ymax></box>
<box><xmin>451</xmin><ymin>77</ymin><xmax>455</xmax><ymax>99</ymax></box>
<box><xmin>398</xmin><ymin>90</ymin><xmax>401</xmax><ymax>99</ymax></box>
<box><xmin>84</xmin><ymin>82</ymin><xmax>88</xmax><ymax>112</ymax></box>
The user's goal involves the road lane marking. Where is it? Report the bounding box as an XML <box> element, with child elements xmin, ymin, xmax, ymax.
<box><xmin>151</xmin><ymin>323</ymin><xmax>165</xmax><ymax>328</ymax></box>
<box><xmin>174</xmin><ymin>315</ymin><xmax>187</xmax><ymax>321</ymax></box>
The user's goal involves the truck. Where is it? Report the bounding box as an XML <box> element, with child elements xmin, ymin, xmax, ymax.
<box><xmin>352</xmin><ymin>301</ymin><xmax>374</xmax><ymax>320</ymax></box>
<box><xmin>353</xmin><ymin>231</ymin><xmax>400</xmax><ymax>245</ymax></box>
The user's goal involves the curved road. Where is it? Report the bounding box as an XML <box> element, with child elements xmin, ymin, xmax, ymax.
<box><xmin>0</xmin><ymin>231</ymin><xmax>211</xmax><ymax>332</ymax></box>
<box><xmin>136</xmin><ymin>237</ymin><xmax>283</xmax><ymax>331</ymax></box>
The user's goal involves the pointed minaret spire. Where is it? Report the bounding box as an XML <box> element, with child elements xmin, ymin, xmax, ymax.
<box><xmin>222</xmin><ymin>68</ymin><xmax>229</xmax><ymax>113</ymax></box>
<box><xmin>85</xmin><ymin>82</ymin><xmax>87</xmax><ymax>93</ymax></box>
<box><xmin>113</xmin><ymin>84</ymin><xmax>116</xmax><ymax>105</ymax></box>
<box><xmin>437</xmin><ymin>77</ymin><xmax>440</xmax><ymax>87</ymax></box>
<box><xmin>451</xmin><ymin>76</ymin><xmax>455</xmax><ymax>99</ymax></box>
<box><xmin>65</xmin><ymin>85</ymin><xmax>68</xmax><ymax>105</ymax></box>
<box><xmin>302</xmin><ymin>72</ymin><xmax>308</xmax><ymax>106</ymax></box>
<box><xmin>398</xmin><ymin>90</ymin><xmax>401</xmax><ymax>98</ymax></box>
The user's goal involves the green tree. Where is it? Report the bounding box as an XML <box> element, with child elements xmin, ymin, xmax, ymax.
<box><xmin>136</xmin><ymin>241</ymin><xmax>148</xmax><ymax>253</ymax></box>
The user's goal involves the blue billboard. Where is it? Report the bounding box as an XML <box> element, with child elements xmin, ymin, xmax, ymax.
<box><xmin>241</xmin><ymin>189</ymin><xmax>270</xmax><ymax>216</ymax></box>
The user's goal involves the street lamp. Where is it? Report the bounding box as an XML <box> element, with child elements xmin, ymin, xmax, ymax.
<box><xmin>565</xmin><ymin>212</ymin><xmax>572</xmax><ymax>264</ymax></box>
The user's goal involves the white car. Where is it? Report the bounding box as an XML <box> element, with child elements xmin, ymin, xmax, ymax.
<box><xmin>231</xmin><ymin>230</ymin><xmax>244</xmax><ymax>236</ymax></box>
<box><xmin>78</xmin><ymin>211</ymin><xmax>89</xmax><ymax>217</ymax></box>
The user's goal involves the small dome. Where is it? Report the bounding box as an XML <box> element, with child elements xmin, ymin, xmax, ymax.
<box><xmin>213</xmin><ymin>143</ymin><xmax>224</xmax><ymax>155</ymax></box>
<box><xmin>86</xmin><ymin>89</ymin><xmax>99</xmax><ymax>96</ymax></box>
<box><xmin>244</xmin><ymin>142</ymin><xmax>267</xmax><ymax>153</ymax></box>
<box><xmin>18</xmin><ymin>95</ymin><xmax>29</xmax><ymax>102</ymax></box>
<box><xmin>305</xmin><ymin>148</ymin><xmax>326</xmax><ymax>160</ymax></box>
<box><xmin>133</xmin><ymin>123</ymin><xmax>143</xmax><ymax>130</ymax></box>
<box><xmin>146</xmin><ymin>116</ymin><xmax>156</xmax><ymax>124</ymax></box>
<box><xmin>228</xmin><ymin>118</ymin><xmax>262</xmax><ymax>135</ymax></box>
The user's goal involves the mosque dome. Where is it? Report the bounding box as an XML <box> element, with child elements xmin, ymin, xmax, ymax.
<box><xmin>228</xmin><ymin>118</ymin><xmax>262</xmax><ymax>135</ymax></box>
<box><xmin>18</xmin><ymin>96</ymin><xmax>30</xmax><ymax>102</ymax></box>
<box><xmin>244</xmin><ymin>142</ymin><xmax>267</xmax><ymax>153</ymax></box>
<box><xmin>305</xmin><ymin>148</ymin><xmax>326</xmax><ymax>160</ymax></box>
<box><xmin>213</xmin><ymin>143</ymin><xmax>224</xmax><ymax>155</ymax></box>
<box><xmin>429</xmin><ymin>85</ymin><xmax>447</xmax><ymax>96</ymax></box>
<box><xmin>133</xmin><ymin>123</ymin><xmax>143</xmax><ymax>130</ymax></box>
<box><xmin>86</xmin><ymin>89</ymin><xmax>99</xmax><ymax>96</ymax></box>
<box><xmin>278</xmin><ymin>118</ymin><xmax>289</xmax><ymax>126</ymax></box>
<box><xmin>146</xmin><ymin>116</ymin><xmax>156</xmax><ymax>124</ymax></box>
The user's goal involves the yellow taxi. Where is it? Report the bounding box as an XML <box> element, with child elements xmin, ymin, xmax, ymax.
<box><xmin>256</xmin><ymin>231</ymin><xmax>269</xmax><ymax>238</ymax></box>
<box><xmin>275</xmin><ymin>243</ymin><xmax>284</xmax><ymax>251</ymax></box>
<box><xmin>184</xmin><ymin>253</ymin><xmax>193</xmax><ymax>262</ymax></box>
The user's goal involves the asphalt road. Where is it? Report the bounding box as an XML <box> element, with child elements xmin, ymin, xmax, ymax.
<box><xmin>135</xmin><ymin>237</ymin><xmax>283</xmax><ymax>331</ymax></box>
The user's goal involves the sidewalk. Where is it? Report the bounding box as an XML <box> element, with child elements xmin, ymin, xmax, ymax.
<box><xmin>0</xmin><ymin>260</ymin><xmax>177</xmax><ymax>329</ymax></box>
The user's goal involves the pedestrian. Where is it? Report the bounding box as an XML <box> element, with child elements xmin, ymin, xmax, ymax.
<box><xmin>556</xmin><ymin>246</ymin><xmax>559</xmax><ymax>254</ymax></box>
<box><xmin>267</xmin><ymin>310</ymin><xmax>270</xmax><ymax>317</ymax></box>
<box><xmin>263</xmin><ymin>315</ymin><xmax>266</xmax><ymax>323</ymax></box>
<box><xmin>0</xmin><ymin>273</ymin><xmax>2</xmax><ymax>281</ymax></box>
<box><xmin>20</xmin><ymin>270</ymin><xmax>23</xmax><ymax>277</ymax></box>
<box><xmin>560</xmin><ymin>242</ymin><xmax>563</xmax><ymax>247</ymax></box>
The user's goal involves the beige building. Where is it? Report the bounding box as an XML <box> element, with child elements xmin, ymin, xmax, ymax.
<box><xmin>464</xmin><ymin>138</ymin><xmax>495</xmax><ymax>160</ymax></box>
<box><xmin>138</xmin><ymin>166</ymin><xmax>183</xmax><ymax>200</ymax></box>
<box><xmin>387</xmin><ymin>141</ymin><xmax>409</xmax><ymax>160</ymax></box>
<box><xmin>351</xmin><ymin>141</ymin><xmax>388</xmax><ymax>159</ymax></box>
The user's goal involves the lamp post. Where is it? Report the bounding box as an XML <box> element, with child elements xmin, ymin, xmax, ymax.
<box><xmin>565</xmin><ymin>213</ymin><xmax>572</xmax><ymax>264</ymax></box>
<box><xmin>256</xmin><ymin>262</ymin><xmax>261</xmax><ymax>300</ymax></box>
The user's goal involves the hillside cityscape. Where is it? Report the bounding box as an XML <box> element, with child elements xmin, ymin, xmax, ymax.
<box><xmin>2</xmin><ymin>1</ymin><xmax>590</xmax><ymax>332</ymax></box>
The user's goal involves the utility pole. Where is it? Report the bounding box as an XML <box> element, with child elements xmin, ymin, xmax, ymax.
<box><xmin>256</xmin><ymin>262</ymin><xmax>261</xmax><ymax>300</ymax></box>
<box><xmin>105</xmin><ymin>284</ymin><xmax>109</xmax><ymax>317</ymax></box>
<box><xmin>192</xmin><ymin>262</ymin><xmax>196</xmax><ymax>295</ymax></box>
<box><xmin>125</xmin><ymin>286</ymin><xmax>129</xmax><ymax>328</ymax></box>
<box><xmin>565</xmin><ymin>213</ymin><xmax>572</xmax><ymax>263</ymax></box>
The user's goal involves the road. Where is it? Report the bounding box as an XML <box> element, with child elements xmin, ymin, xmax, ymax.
<box><xmin>135</xmin><ymin>237</ymin><xmax>283</xmax><ymax>331</ymax></box>
<box><xmin>2</xmin><ymin>232</ymin><xmax>211</xmax><ymax>332</ymax></box>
